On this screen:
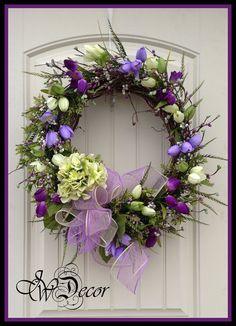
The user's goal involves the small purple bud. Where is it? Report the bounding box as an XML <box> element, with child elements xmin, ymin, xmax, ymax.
<box><xmin>51</xmin><ymin>193</ymin><xmax>62</xmax><ymax>204</ymax></box>
<box><xmin>181</xmin><ymin>141</ymin><xmax>194</xmax><ymax>153</ymax></box>
<box><xmin>120</xmin><ymin>233</ymin><xmax>131</xmax><ymax>246</ymax></box>
<box><xmin>59</xmin><ymin>125</ymin><xmax>74</xmax><ymax>140</ymax></box>
<box><xmin>36</xmin><ymin>201</ymin><xmax>47</xmax><ymax>217</ymax></box>
<box><xmin>189</xmin><ymin>134</ymin><xmax>203</xmax><ymax>149</ymax></box>
<box><xmin>64</xmin><ymin>59</ymin><xmax>78</xmax><ymax>71</ymax></box>
<box><xmin>145</xmin><ymin>228</ymin><xmax>161</xmax><ymax>248</ymax></box>
<box><xmin>167</xmin><ymin>145</ymin><xmax>181</xmax><ymax>156</ymax></box>
<box><xmin>167</xmin><ymin>177</ymin><xmax>181</xmax><ymax>192</ymax></box>
<box><xmin>169</xmin><ymin>71</ymin><xmax>183</xmax><ymax>82</ymax></box>
<box><xmin>45</xmin><ymin>131</ymin><xmax>59</xmax><ymax>147</ymax></box>
<box><xmin>175</xmin><ymin>202</ymin><xmax>190</xmax><ymax>214</ymax></box>
<box><xmin>136</xmin><ymin>47</ymin><xmax>147</xmax><ymax>62</ymax></box>
<box><xmin>115</xmin><ymin>246</ymin><xmax>125</xmax><ymax>258</ymax></box>
<box><xmin>165</xmin><ymin>195</ymin><xmax>178</xmax><ymax>208</ymax></box>
<box><xmin>77</xmin><ymin>79</ymin><xmax>88</xmax><ymax>93</ymax></box>
<box><xmin>34</xmin><ymin>188</ymin><xmax>47</xmax><ymax>202</ymax></box>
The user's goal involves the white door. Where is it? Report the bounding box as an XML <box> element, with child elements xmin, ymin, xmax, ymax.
<box><xmin>8</xmin><ymin>7</ymin><xmax>229</xmax><ymax>318</ymax></box>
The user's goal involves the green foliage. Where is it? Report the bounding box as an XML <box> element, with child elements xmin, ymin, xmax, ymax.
<box><xmin>115</xmin><ymin>214</ymin><xmax>126</xmax><ymax>238</ymax></box>
<box><xmin>107</xmin><ymin>19</ymin><xmax>127</xmax><ymax>58</ymax></box>
<box><xmin>99</xmin><ymin>246</ymin><xmax>112</xmax><ymax>263</ymax></box>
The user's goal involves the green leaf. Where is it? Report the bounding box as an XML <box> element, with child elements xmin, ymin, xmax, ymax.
<box><xmin>115</xmin><ymin>214</ymin><xmax>126</xmax><ymax>239</ymax></box>
<box><xmin>43</xmin><ymin>214</ymin><xmax>59</xmax><ymax>230</ymax></box>
<box><xmin>41</xmin><ymin>89</ymin><xmax>49</xmax><ymax>94</ymax></box>
<box><xmin>177</xmin><ymin>161</ymin><xmax>189</xmax><ymax>172</ymax></box>
<box><xmin>157</xmin><ymin>237</ymin><xmax>162</xmax><ymax>247</ymax></box>
<box><xmin>184</xmin><ymin>105</ymin><xmax>196</xmax><ymax>121</ymax></box>
<box><xmin>157</xmin><ymin>58</ymin><xmax>167</xmax><ymax>73</ymax></box>
<box><xmin>160</xmin><ymin>203</ymin><xmax>167</xmax><ymax>220</ymax></box>
<box><xmin>155</xmin><ymin>100</ymin><xmax>167</xmax><ymax>109</ymax></box>
<box><xmin>47</xmin><ymin>203</ymin><xmax>63</xmax><ymax>217</ymax></box>
<box><xmin>200</xmin><ymin>179</ymin><xmax>214</xmax><ymax>187</ymax></box>
<box><xmin>49</xmin><ymin>83</ymin><xmax>64</xmax><ymax>96</ymax></box>
<box><xmin>174</xmin><ymin>129</ymin><xmax>182</xmax><ymax>142</ymax></box>
<box><xmin>99</xmin><ymin>246</ymin><xmax>112</xmax><ymax>263</ymax></box>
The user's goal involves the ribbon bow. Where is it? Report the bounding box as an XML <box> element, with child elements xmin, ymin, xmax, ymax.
<box><xmin>55</xmin><ymin>166</ymin><xmax>167</xmax><ymax>293</ymax></box>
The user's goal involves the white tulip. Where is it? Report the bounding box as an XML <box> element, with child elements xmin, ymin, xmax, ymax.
<box><xmin>141</xmin><ymin>206</ymin><xmax>156</xmax><ymax>217</ymax></box>
<box><xmin>131</xmin><ymin>184</ymin><xmax>142</xmax><ymax>199</ymax></box>
<box><xmin>173</xmin><ymin>110</ymin><xmax>185</xmax><ymax>123</ymax></box>
<box><xmin>52</xmin><ymin>154</ymin><xmax>66</xmax><ymax>167</ymax></box>
<box><xmin>58</xmin><ymin>97</ymin><xmax>69</xmax><ymax>112</ymax></box>
<box><xmin>47</xmin><ymin>97</ymin><xmax>58</xmax><ymax>110</ymax></box>
<box><xmin>188</xmin><ymin>173</ymin><xmax>201</xmax><ymax>184</ymax></box>
<box><xmin>145</xmin><ymin>57</ymin><xmax>159</xmax><ymax>70</ymax></box>
<box><xmin>141</xmin><ymin>77</ymin><xmax>156</xmax><ymax>88</ymax></box>
<box><xmin>84</xmin><ymin>44</ymin><xmax>106</xmax><ymax>61</ymax></box>
<box><xmin>190</xmin><ymin>166</ymin><xmax>206</xmax><ymax>182</ymax></box>
<box><xmin>162</xmin><ymin>104</ymin><xmax>179</xmax><ymax>114</ymax></box>
<box><xmin>30</xmin><ymin>161</ymin><xmax>46</xmax><ymax>172</ymax></box>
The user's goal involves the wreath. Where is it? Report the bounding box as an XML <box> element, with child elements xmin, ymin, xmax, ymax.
<box><xmin>16</xmin><ymin>23</ymin><xmax>226</xmax><ymax>293</ymax></box>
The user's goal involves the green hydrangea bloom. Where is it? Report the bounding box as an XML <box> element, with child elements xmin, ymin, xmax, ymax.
<box><xmin>57</xmin><ymin>152</ymin><xmax>107</xmax><ymax>203</ymax></box>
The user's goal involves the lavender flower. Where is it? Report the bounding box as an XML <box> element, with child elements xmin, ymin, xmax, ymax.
<box><xmin>120</xmin><ymin>59</ymin><xmax>142</xmax><ymax>79</ymax></box>
<box><xmin>189</xmin><ymin>134</ymin><xmax>203</xmax><ymax>148</ymax></box>
<box><xmin>167</xmin><ymin>145</ymin><xmax>181</xmax><ymax>156</ymax></box>
<box><xmin>39</xmin><ymin>111</ymin><xmax>57</xmax><ymax>123</ymax></box>
<box><xmin>181</xmin><ymin>141</ymin><xmax>194</xmax><ymax>153</ymax></box>
<box><xmin>157</xmin><ymin>89</ymin><xmax>176</xmax><ymax>105</ymax></box>
<box><xmin>64</xmin><ymin>59</ymin><xmax>78</xmax><ymax>71</ymax></box>
<box><xmin>165</xmin><ymin>195</ymin><xmax>178</xmax><ymax>208</ymax></box>
<box><xmin>34</xmin><ymin>188</ymin><xmax>47</xmax><ymax>202</ymax></box>
<box><xmin>167</xmin><ymin>177</ymin><xmax>181</xmax><ymax>192</ymax></box>
<box><xmin>77</xmin><ymin>79</ymin><xmax>88</xmax><ymax>93</ymax></box>
<box><xmin>36</xmin><ymin>201</ymin><xmax>47</xmax><ymax>217</ymax></box>
<box><xmin>169</xmin><ymin>71</ymin><xmax>183</xmax><ymax>82</ymax></box>
<box><xmin>105</xmin><ymin>242</ymin><xmax>116</xmax><ymax>257</ymax></box>
<box><xmin>51</xmin><ymin>193</ymin><xmax>62</xmax><ymax>204</ymax></box>
<box><xmin>59</xmin><ymin>125</ymin><xmax>74</xmax><ymax>140</ymax></box>
<box><xmin>175</xmin><ymin>202</ymin><xmax>190</xmax><ymax>214</ymax></box>
<box><xmin>115</xmin><ymin>246</ymin><xmax>125</xmax><ymax>258</ymax></box>
<box><xmin>45</xmin><ymin>131</ymin><xmax>59</xmax><ymax>147</ymax></box>
<box><xmin>136</xmin><ymin>47</ymin><xmax>147</xmax><ymax>62</ymax></box>
<box><xmin>120</xmin><ymin>233</ymin><xmax>131</xmax><ymax>246</ymax></box>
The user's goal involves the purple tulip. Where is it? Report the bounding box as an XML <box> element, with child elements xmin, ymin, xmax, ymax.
<box><xmin>39</xmin><ymin>111</ymin><xmax>57</xmax><ymax>123</ymax></box>
<box><xmin>77</xmin><ymin>79</ymin><xmax>88</xmax><ymax>93</ymax></box>
<box><xmin>157</xmin><ymin>89</ymin><xmax>176</xmax><ymax>105</ymax></box>
<box><xmin>45</xmin><ymin>131</ymin><xmax>59</xmax><ymax>147</ymax></box>
<box><xmin>167</xmin><ymin>177</ymin><xmax>181</xmax><ymax>192</ymax></box>
<box><xmin>120</xmin><ymin>233</ymin><xmax>131</xmax><ymax>246</ymax></box>
<box><xmin>51</xmin><ymin>193</ymin><xmax>62</xmax><ymax>204</ymax></box>
<box><xmin>115</xmin><ymin>246</ymin><xmax>125</xmax><ymax>258</ymax></box>
<box><xmin>169</xmin><ymin>71</ymin><xmax>183</xmax><ymax>82</ymax></box>
<box><xmin>34</xmin><ymin>188</ymin><xmax>47</xmax><ymax>202</ymax></box>
<box><xmin>189</xmin><ymin>134</ymin><xmax>203</xmax><ymax>149</ymax></box>
<box><xmin>167</xmin><ymin>145</ymin><xmax>181</xmax><ymax>157</ymax></box>
<box><xmin>175</xmin><ymin>202</ymin><xmax>190</xmax><ymax>214</ymax></box>
<box><xmin>64</xmin><ymin>59</ymin><xmax>78</xmax><ymax>71</ymax></box>
<box><xmin>181</xmin><ymin>141</ymin><xmax>194</xmax><ymax>153</ymax></box>
<box><xmin>145</xmin><ymin>228</ymin><xmax>161</xmax><ymax>248</ymax></box>
<box><xmin>36</xmin><ymin>201</ymin><xmax>47</xmax><ymax>217</ymax></box>
<box><xmin>59</xmin><ymin>125</ymin><xmax>74</xmax><ymax>140</ymax></box>
<box><xmin>136</xmin><ymin>47</ymin><xmax>147</xmax><ymax>62</ymax></box>
<box><xmin>165</xmin><ymin>195</ymin><xmax>178</xmax><ymax>208</ymax></box>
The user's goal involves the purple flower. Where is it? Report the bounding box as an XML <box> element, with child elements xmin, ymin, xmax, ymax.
<box><xmin>145</xmin><ymin>227</ymin><xmax>161</xmax><ymax>248</ymax></box>
<box><xmin>120</xmin><ymin>233</ymin><xmax>131</xmax><ymax>246</ymax></box>
<box><xmin>157</xmin><ymin>89</ymin><xmax>176</xmax><ymax>105</ymax></box>
<box><xmin>34</xmin><ymin>188</ymin><xmax>47</xmax><ymax>202</ymax></box>
<box><xmin>170</xmin><ymin>71</ymin><xmax>183</xmax><ymax>82</ymax></box>
<box><xmin>64</xmin><ymin>59</ymin><xmax>78</xmax><ymax>72</ymax></box>
<box><xmin>67</xmin><ymin>71</ymin><xmax>83</xmax><ymax>89</ymax></box>
<box><xmin>167</xmin><ymin>177</ymin><xmax>181</xmax><ymax>192</ymax></box>
<box><xmin>181</xmin><ymin>141</ymin><xmax>194</xmax><ymax>153</ymax></box>
<box><xmin>59</xmin><ymin>125</ymin><xmax>74</xmax><ymax>140</ymax></box>
<box><xmin>175</xmin><ymin>202</ymin><xmax>190</xmax><ymax>214</ymax></box>
<box><xmin>167</xmin><ymin>144</ymin><xmax>181</xmax><ymax>157</ymax></box>
<box><xmin>106</xmin><ymin>242</ymin><xmax>116</xmax><ymax>257</ymax></box>
<box><xmin>119</xmin><ymin>61</ymin><xmax>132</xmax><ymax>74</ymax></box>
<box><xmin>165</xmin><ymin>195</ymin><xmax>178</xmax><ymax>208</ymax></box>
<box><xmin>36</xmin><ymin>201</ymin><xmax>47</xmax><ymax>218</ymax></box>
<box><xmin>136</xmin><ymin>47</ymin><xmax>147</xmax><ymax>62</ymax></box>
<box><xmin>51</xmin><ymin>193</ymin><xmax>62</xmax><ymax>204</ymax></box>
<box><xmin>115</xmin><ymin>246</ymin><xmax>125</xmax><ymax>258</ymax></box>
<box><xmin>189</xmin><ymin>134</ymin><xmax>203</xmax><ymax>149</ymax></box>
<box><xmin>120</xmin><ymin>59</ymin><xmax>142</xmax><ymax>79</ymax></box>
<box><xmin>45</xmin><ymin>131</ymin><xmax>59</xmax><ymax>147</ymax></box>
<box><xmin>39</xmin><ymin>111</ymin><xmax>57</xmax><ymax>123</ymax></box>
<box><xmin>78</xmin><ymin>79</ymin><xmax>88</xmax><ymax>93</ymax></box>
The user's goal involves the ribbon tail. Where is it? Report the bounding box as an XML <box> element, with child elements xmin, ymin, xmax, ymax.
<box><xmin>55</xmin><ymin>205</ymin><xmax>79</xmax><ymax>226</ymax></box>
<box><xmin>110</xmin><ymin>241</ymin><xmax>149</xmax><ymax>294</ymax></box>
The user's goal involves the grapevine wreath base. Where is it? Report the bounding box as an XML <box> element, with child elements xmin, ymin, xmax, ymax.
<box><xmin>16</xmin><ymin>23</ymin><xmax>226</xmax><ymax>293</ymax></box>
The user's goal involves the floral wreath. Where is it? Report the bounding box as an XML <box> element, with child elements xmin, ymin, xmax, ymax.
<box><xmin>16</xmin><ymin>23</ymin><xmax>226</xmax><ymax>293</ymax></box>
